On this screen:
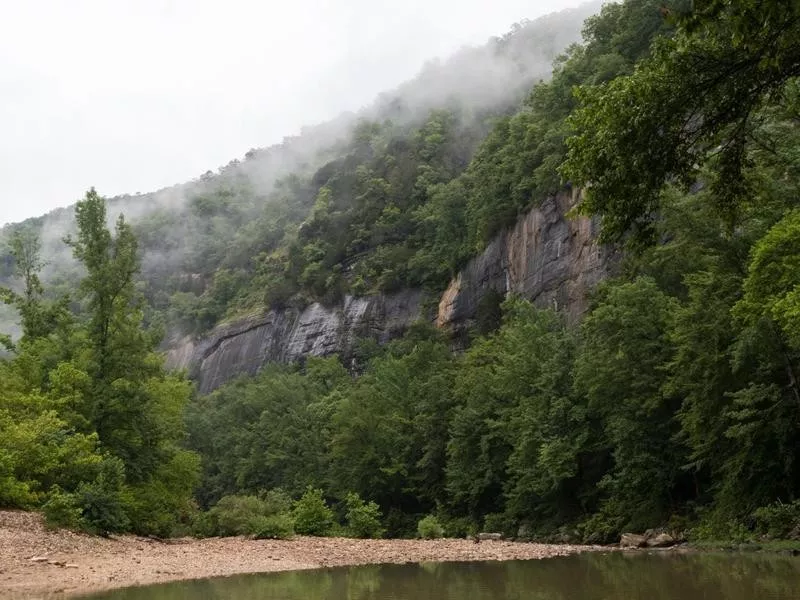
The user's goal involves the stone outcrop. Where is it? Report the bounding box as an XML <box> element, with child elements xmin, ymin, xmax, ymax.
<box><xmin>167</xmin><ymin>290</ymin><xmax>424</xmax><ymax>394</ymax></box>
<box><xmin>620</xmin><ymin>531</ymin><xmax>679</xmax><ymax>549</ymax></box>
<box><xmin>620</xmin><ymin>533</ymin><xmax>648</xmax><ymax>548</ymax></box>
<box><xmin>646</xmin><ymin>533</ymin><xmax>676</xmax><ymax>548</ymax></box>
<box><xmin>437</xmin><ymin>187</ymin><xmax>617</xmax><ymax>331</ymax></box>
<box><xmin>169</xmin><ymin>188</ymin><xmax>617</xmax><ymax>394</ymax></box>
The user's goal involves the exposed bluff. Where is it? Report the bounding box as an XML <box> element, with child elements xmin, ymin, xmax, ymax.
<box><xmin>438</xmin><ymin>188</ymin><xmax>617</xmax><ymax>331</ymax></box>
<box><xmin>167</xmin><ymin>291</ymin><xmax>424</xmax><ymax>395</ymax></box>
<box><xmin>167</xmin><ymin>189</ymin><xmax>617</xmax><ymax>393</ymax></box>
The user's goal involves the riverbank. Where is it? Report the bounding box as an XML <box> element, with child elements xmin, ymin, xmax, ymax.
<box><xmin>0</xmin><ymin>511</ymin><xmax>604</xmax><ymax>599</ymax></box>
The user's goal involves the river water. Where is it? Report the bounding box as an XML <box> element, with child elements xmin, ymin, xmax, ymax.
<box><xmin>85</xmin><ymin>551</ymin><xmax>800</xmax><ymax>599</ymax></box>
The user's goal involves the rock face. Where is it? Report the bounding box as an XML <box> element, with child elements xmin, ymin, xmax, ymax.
<box><xmin>646</xmin><ymin>533</ymin><xmax>676</xmax><ymax>548</ymax></box>
<box><xmin>437</xmin><ymin>188</ymin><xmax>617</xmax><ymax>331</ymax></box>
<box><xmin>167</xmin><ymin>291</ymin><xmax>425</xmax><ymax>394</ymax></box>
<box><xmin>169</xmin><ymin>188</ymin><xmax>616</xmax><ymax>394</ymax></box>
<box><xmin>620</xmin><ymin>533</ymin><xmax>648</xmax><ymax>548</ymax></box>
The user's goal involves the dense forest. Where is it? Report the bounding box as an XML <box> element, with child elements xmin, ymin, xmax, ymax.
<box><xmin>2</xmin><ymin>0</ymin><xmax>800</xmax><ymax>543</ymax></box>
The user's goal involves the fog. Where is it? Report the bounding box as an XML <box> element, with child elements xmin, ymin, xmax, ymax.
<box><xmin>0</xmin><ymin>0</ymin><xmax>588</xmax><ymax>227</ymax></box>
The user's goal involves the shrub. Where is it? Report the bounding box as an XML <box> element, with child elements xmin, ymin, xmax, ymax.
<box><xmin>292</xmin><ymin>487</ymin><xmax>335</xmax><ymax>536</ymax></box>
<box><xmin>576</xmin><ymin>512</ymin><xmax>622</xmax><ymax>545</ymax></box>
<box><xmin>384</xmin><ymin>508</ymin><xmax>419</xmax><ymax>538</ymax></box>
<box><xmin>417</xmin><ymin>514</ymin><xmax>444</xmax><ymax>539</ymax></box>
<box><xmin>191</xmin><ymin>510</ymin><xmax>218</xmax><ymax>538</ymax></box>
<box><xmin>200</xmin><ymin>493</ymin><xmax>296</xmax><ymax>538</ymax></box>
<box><xmin>42</xmin><ymin>486</ymin><xmax>83</xmax><ymax>530</ymax></box>
<box><xmin>75</xmin><ymin>457</ymin><xmax>131</xmax><ymax>536</ymax></box>
<box><xmin>440</xmin><ymin>515</ymin><xmax>477</xmax><ymax>539</ymax></box>
<box><xmin>345</xmin><ymin>492</ymin><xmax>385</xmax><ymax>539</ymax></box>
<box><xmin>483</xmin><ymin>512</ymin><xmax>513</xmax><ymax>535</ymax></box>
<box><xmin>250</xmin><ymin>513</ymin><xmax>295</xmax><ymax>539</ymax></box>
<box><xmin>260</xmin><ymin>488</ymin><xmax>293</xmax><ymax>515</ymax></box>
<box><xmin>208</xmin><ymin>495</ymin><xmax>269</xmax><ymax>536</ymax></box>
<box><xmin>753</xmin><ymin>501</ymin><xmax>800</xmax><ymax>539</ymax></box>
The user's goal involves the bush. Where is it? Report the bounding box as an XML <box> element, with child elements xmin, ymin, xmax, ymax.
<box><xmin>260</xmin><ymin>488</ymin><xmax>293</xmax><ymax>515</ymax></box>
<box><xmin>417</xmin><ymin>514</ymin><xmax>444</xmax><ymax>539</ymax></box>
<box><xmin>292</xmin><ymin>487</ymin><xmax>335</xmax><ymax>536</ymax></box>
<box><xmin>207</xmin><ymin>495</ymin><xmax>269</xmax><ymax>536</ymax></box>
<box><xmin>42</xmin><ymin>486</ymin><xmax>83</xmax><ymax>530</ymax></box>
<box><xmin>576</xmin><ymin>512</ymin><xmax>622</xmax><ymax>544</ymax></box>
<box><xmin>191</xmin><ymin>510</ymin><xmax>218</xmax><ymax>538</ymax></box>
<box><xmin>345</xmin><ymin>492</ymin><xmax>385</xmax><ymax>539</ymax></box>
<box><xmin>199</xmin><ymin>493</ymin><xmax>297</xmax><ymax>538</ymax></box>
<box><xmin>384</xmin><ymin>508</ymin><xmax>419</xmax><ymax>538</ymax></box>
<box><xmin>753</xmin><ymin>501</ymin><xmax>800</xmax><ymax>539</ymax></box>
<box><xmin>483</xmin><ymin>512</ymin><xmax>513</xmax><ymax>535</ymax></box>
<box><xmin>250</xmin><ymin>513</ymin><xmax>295</xmax><ymax>539</ymax></box>
<box><xmin>125</xmin><ymin>449</ymin><xmax>201</xmax><ymax>538</ymax></box>
<box><xmin>440</xmin><ymin>515</ymin><xmax>477</xmax><ymax>539</ymax></box>
<box><xmin>75</xmin><ymin>457</ymin><xmax>131</xmax><ymax>536</ymax></box>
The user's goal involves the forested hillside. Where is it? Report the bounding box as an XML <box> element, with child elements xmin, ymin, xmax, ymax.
<box><xmin>0</xmin><ymin>3</ymin><xmax>597</xmax><ymax>337</ymax></box>
<box><xmin>2</xmin><ymin>0</ymin><xmax>800</xmax><ymax>544</ymax></box>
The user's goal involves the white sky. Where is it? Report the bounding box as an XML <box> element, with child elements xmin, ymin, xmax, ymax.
<box><xmin>0</xmin><ymin>0</ymin><xmax>581</xmax><ymax>226</ymax></box>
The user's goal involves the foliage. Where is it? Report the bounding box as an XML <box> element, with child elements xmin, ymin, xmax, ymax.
<box><xmin>752</xmin><ymin>501</ymin><xmax>800</xmax><ymax>540</ymax></box>
<box><xmin>0</xmin><ymin>190</ymin><xmax>199</xmax><ymax>537</ymax></box>
<box><xmin>42</xmin><ymin>486</ymin><xmax>84</xmax><ymax>530</ymax></box>
<box><xmin>250</xmin><ymin>513</ymin><xmax>295</xmax><ymax>540</ymax></box>
<box><xmin>72</xmin><ymin>456</ymin><xmax>131</xmax><ymax>536</ymax></box>
<box><xmin>201</xmin><ymin>493</ymin><xmax>294</xmax><ymax>538</ymax></box>
<box><xmin>292</xmin><ymin>487</ymin><xmax>336</xmax><ymax>536</ymax></box>
<box><xmin>344</xmin><ymin>492</ymin><xmax>386</xmax><ymax>539</ymax></box>
<box><xmin>417</xmin><ymin>515</ymin><xmax>445</xmax><ymax>539</ymax></box>
<box><xmin>186</xmin><ymin>359</ymin><xmax>344</xmax><ymax>506</ymax></box>
<box><xmin>563</xmin><ymin>0</ymin><xmax>800</xmax><ymax>244</ymax></box>
<box><xmin>5</xmin><ymin>0</ymin><xmax>800</xmax><ymax>547</ymax></box>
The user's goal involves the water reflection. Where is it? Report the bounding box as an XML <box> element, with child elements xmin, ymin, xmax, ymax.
<box><xmin>85</xmin><ymin>552</ymin><xmax>800</xmax><ymax>600</ymax></box>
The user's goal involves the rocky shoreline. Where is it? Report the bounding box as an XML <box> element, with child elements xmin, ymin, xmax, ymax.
<box><xmin>0</xmin><ymin>511</ymin><xmax>604</xmax><ymax>599</ymax></box>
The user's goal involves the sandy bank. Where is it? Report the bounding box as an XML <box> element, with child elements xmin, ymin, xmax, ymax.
<box><xmin>0</xmin><ymin>510</ymin><xmax>602</xmax><ymax>599</ymax></box>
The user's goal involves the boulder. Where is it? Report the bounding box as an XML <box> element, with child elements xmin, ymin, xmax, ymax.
<box><xmin>477</xmin><ymin>532</ymin><xmax>503</xmax><ymax>541</ymax></box>
<box><xmin>620</xmin><ymin>533</ymin><xmax>648</xmax><ymax>548</ymax></box>
<box><xmin>646</xmin><ymin>533</ymin><xmax>676</xmax><ymax>548</ymax></box>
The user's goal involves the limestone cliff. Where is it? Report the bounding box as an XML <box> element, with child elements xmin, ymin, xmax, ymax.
<box><xmin>167</xmin><ymin>291</ymin><xmax>425</xmax><ymax>394</ymax></box>
<box><xmin>437</xmin><ymin>188</ymin><xmax>617</xmax><ymax>331</ymax></box>
<box><xmin>169</xmin><ymin>188</ymin><xmax>617</xmax><ymax>393</ymax></box>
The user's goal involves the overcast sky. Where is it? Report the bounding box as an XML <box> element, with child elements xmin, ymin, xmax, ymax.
<box><xmin>0</xmin><ymin>0</ymin><xmax>582</xmax><ymax>226</ymax></box>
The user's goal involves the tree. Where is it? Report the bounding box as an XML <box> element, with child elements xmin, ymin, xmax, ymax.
<box><xmin>0</xmin><ymin>229</ymin><xmax>70</xmax><ymax>343</ymax></box>
<box><xmin>563</xmin><ymin>0</ymin><xmax>800</xmax><ymax>244</ymax></box>
<box><xmin>573</xmin><ymin>277</ymin><xmax>682</xmax><ymax>531</ymax></box>
<box><xmin>329</xmin><ymin>330</ymin><xmax>455</xmax><ymax>516</ymax></box>
<box><xmin>446</xmin><ymin>299</ymin><xmax>582</xmax><ymax>521</ymax></box>
<box><xmin>736</xmin><ymin>210</ymin><xmax>800</xmax><ymax>349</ymax></box>
<box><xmin>53</xmin><ymin>189</ymin><xmax>199</xmax><ymax>534</ymax></box>
<box><xmin>65</xmin><ymin>189</ymin><xmax>164</xmax><ymax>479</ymax></box>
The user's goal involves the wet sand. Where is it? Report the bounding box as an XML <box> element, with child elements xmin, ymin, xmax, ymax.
<box><xmin>0</xmin><ymin>510</ymin><xmax>602</xmax><ymax>599</ymax></box>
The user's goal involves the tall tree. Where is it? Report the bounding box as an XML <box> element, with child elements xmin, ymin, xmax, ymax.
<box><xmin>562</xmin><ymin>0</ymin><xmax>800</xmax><ymax>243</ymax></box>
<box><xmin>66</xmin><ymin>189</ymin><xmax>193</xmax><ymax>486</ymax></box>
<box><xmin>1</xmin><ymin>229</ymin><xmax>69</xmax><ymax>343</ymax></box>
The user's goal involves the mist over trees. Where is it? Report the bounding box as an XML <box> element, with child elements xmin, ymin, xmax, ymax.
<box><xmin>0</xmin><ymin>2</ymin><xmax>599</xmax><ymax>337</ymax></box>
<box><xmin>2</xmin><ymin>0</ymin><xmax>800</xmax><ymax>543</ymax></box>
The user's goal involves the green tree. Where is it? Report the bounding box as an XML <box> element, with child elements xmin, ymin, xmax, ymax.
<box><xmin>446</xmin><ymin>299</ymin><xmax>583</xmax><ymax>522</ymax></box>
<box><xmin>574</xmin><ymin>277</ymin><xmax>681</xmax><ymax>531</ymax></box>
<box><xmin>563</xmin><ymin>0</ymin><xmax>800</xmax><ymax>243</ymax></box>
<box><xmin>330</xmin><ymin>329</ymin><xmax>455</xmax><ymax>516</ymax></box>
<box><xmin>292</xmin><ymin>487</ymin><xmax>335</xmax><ymax>536</ymax></box>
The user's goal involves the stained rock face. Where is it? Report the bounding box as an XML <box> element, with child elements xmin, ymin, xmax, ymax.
<box><xmin>437</xmin><ymin>188</ymin><xmax>617</xmax><ymax>331</ymax></box>
<box><xmin>169</xmin><ymin>188</ymin><xmax>616</xmax><ymax>394</ymax></box>
<box><xmin>166</xmin><ymin>291</ymin><xmax>424</xmax><ymax>394</ymax></box>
